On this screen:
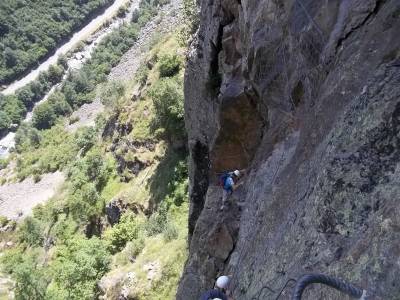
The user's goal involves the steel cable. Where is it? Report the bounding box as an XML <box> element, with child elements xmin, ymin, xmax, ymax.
<box><xmin>291</xmin><ymin>273</ymin><xmax>366</xmax><ymax>300</ymax></box>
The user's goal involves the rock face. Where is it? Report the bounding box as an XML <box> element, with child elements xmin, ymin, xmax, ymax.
<box><xmin>179</xmin><ymin>0</ymin><xmax>400</xmax><ymax>299</ymax></box>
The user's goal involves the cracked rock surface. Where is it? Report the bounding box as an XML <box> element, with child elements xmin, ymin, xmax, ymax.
<box><xmin>178</xmin><ymin>0</ymin><xmax>400</xmax><ymax>299</ymax></box>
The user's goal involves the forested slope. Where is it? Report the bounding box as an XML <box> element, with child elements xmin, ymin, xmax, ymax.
<box><xmin>0</xmin><ymin>0</ymin><xmax>114</xmax><ymax>84</ymax></box>
<box><xmin>0</xmin><ymin>0</ymin><xmax>192</xmax><ymax>298</ymax></box>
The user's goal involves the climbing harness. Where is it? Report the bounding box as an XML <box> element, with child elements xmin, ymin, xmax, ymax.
<box><xmin>291</xmin><ymin>273</ymin><xmax>368</xmax><ymax>300</ymax></box>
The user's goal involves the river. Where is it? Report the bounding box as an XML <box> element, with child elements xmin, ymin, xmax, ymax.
<box><xmin>0</xmin><ymin>0</ymin><xmax>139</xmax><ymax>159</ymax></box>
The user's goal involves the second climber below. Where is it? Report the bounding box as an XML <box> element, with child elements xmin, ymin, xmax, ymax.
<box><xmin>219</xmin><ymin>169</ymin><xmax>243</xmax><ymax>210</ymax></box>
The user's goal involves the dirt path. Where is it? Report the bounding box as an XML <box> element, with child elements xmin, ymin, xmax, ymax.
<box><xmin>0</xmin><ymin>172</ymin><xmax>65</xmax><ymax>220</ymax></box>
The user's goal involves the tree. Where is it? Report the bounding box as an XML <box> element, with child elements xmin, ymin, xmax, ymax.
<box><xmin>4</xmin><ymin>47</ymin><xmax>17</xmax><ymax>67</ymax></box>
<box><xmin>1</xmin><ymin>94</ymin><xmax>26</xmax><ymax>125</ymax></box>
<box><xmin>14</xmin><ymin>123</ymin><xmax>41</xmax><ymax>152</ymax></box>
<box><xmin>51</xmin><ymin>236</ymin><xmax>110</xmax><ymax>300</ymax></box>
<box><xmin>47</xmin><ymin>64</ymin><xmax>64</xmax><ymax>84</ymax></box>
<box><xmin>16</xmin><ymin>86</ymin><xmax>35</xmax><ymax>108</ymax></box>
<box><xmin>75</xmin><ymin>127</ymin><xmax>96</xmax><ymax>154</ymax></box>
<box><xmin>13</xmin><ymin>254</ymin><xmax>49</xmax><ymax>300</ymax></box>
<box><xmin>32</xmin><ymin>92</ymin><xmax>72</xmax><ymax>129</ymax></box>
<box><xmin>71</xmin><ymin>70</ymin><xmax>92</xmax><ymax>94</ymax></box>
<box><xmin>18</xmin><ymin>216</ymin><xmax>44</xmax><ymax>247</ymax></box>
<box><xmin>0</xmin><ymin>111</ymin><xmax>11</xmax><ymax>131</ymax></box>
<box><xmin>68</xmin><ymin>182</ymin><xmax>102</xmax><ymax>222</ymax></box>
<box><xmin>104</xmin><ymin>213</ymin><xmax>141</xmax><ymax>253</ymax></box>
<box><xmin>149</xmin><ymin>77</ymin><xmax>185</xmax><ymax>141</ymax></box>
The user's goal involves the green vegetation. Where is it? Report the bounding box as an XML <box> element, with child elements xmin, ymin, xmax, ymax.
<box><xmin>158</xmin><ymin>54</ymin><xmax>181</xmax><ymax>78</ymax></box>
<box><xmin>0</xmin><ymin>0</ymin><xmax>114</xmax><ymax>84</ymax></box>
<box><xmin>149</xmin><ymin>77</ymin><xmax>185</xmax><ymax>141</ymax></box>
<box><xmin>49</xmin><ymin>236</ymin><xmax>110</xmax><ymax>299</ymax></box>
<box><xmin>0</xmin><ymin>60</ymin><xmax>67</xmax><ymax>135</ymax></box>
<box><xmin>104</xmin><ymin>212</ymin><xmax>144</xmax><ymax>253</ymax></box>
<box><xmin>31</xmin><ymin>24</ymin><xmax>139</xmax><ymax>130</ymax></box>
<box><xmin>0</xmin><ymin>0</ymin><xmax>168</xmax><ymax>135</ymax></box>
<box><xmin>178</xmin><ymin>0</ymin><xmax>199</xmax><ymax>46</ymax></box>
<box><xmin>0</xmin><ymin>8</ymin><xmax>188</xmax><ymax>300</ymax></box>
<box><xmin>14</xmin><ymin>124</ymin><xmax>78</xmax><ymax>180</ymax></box>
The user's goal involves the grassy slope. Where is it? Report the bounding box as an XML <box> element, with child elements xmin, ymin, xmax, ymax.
<box><xmin>100</xmin><ymin>32</ymin><xmax>188</xmax><ymax>299</ymax></box>
<box><xmin>0</xmin><ymin>30</ymin><xmax>188</xmax><ymax>299</ymax></box>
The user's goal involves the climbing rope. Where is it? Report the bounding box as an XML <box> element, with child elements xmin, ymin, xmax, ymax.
<box><xmin>291</xmin><ymin>273</ymin><xmax>368</xmax><ymax>300</ymax></box>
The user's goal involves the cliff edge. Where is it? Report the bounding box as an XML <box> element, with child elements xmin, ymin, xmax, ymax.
<box><xmin>178</xmin><ymin>0</ymin><xmax>400</xmax><ymax>299</ymax></box>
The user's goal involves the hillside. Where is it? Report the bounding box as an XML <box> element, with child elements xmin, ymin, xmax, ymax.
<box><xmin>0</xmin><ymin>0</ymin><xmax>115</xmax><ymax>85</ymax></box>
<box><xmin>178</xmin><ymin>0</ymin><xmax>400</xmax><ymax>299</ymax></box>
<box><xmin>0</xmin><ymin>0</ymin><xmax>191</xmax><ymax>298</ymax></box>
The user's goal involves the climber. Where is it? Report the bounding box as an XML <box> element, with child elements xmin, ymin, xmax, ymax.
<box><xmin>219</xmin><ymin>169</ymin><xmax>243</xmax><ymax>210</ymax></box>
<box><xmin>200</xmin><ymin>275</ymin><xmax>233</xmax><ymax>300</ymax></box>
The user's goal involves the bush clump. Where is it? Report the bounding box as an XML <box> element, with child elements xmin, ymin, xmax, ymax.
<box><xmin>104</xmin><ymin>213</ymin><xmax>142</xmax><ymax>253</ymax></box>
<box><xmin>32</xmin><ymin>92</ymin><xmax>72</xmax><ymax>130</ymax></box>
<box><xmin>158</xmin><ymin>54</ymin><xmax>181</xmax><ymax>77</ymax></box>
<box><xmin>162</xmin><ymin>222</ymin><xmax>179</xmax><ymax>242</ymax></box>
<box><xmin>18</xmin><ymin>216</ymin><xmax>44</xmax><ymax>247</ymax></box>
<box><xmin>148</xmin><ymin>77</ymin><xmax>185</xmax><ymax>141</ymax></box>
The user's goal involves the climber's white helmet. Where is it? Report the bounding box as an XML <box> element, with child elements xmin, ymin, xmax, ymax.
<box><xmin>212</xmin><ymin>298</ymin><xmax>223</xmax><ymax>300</ymax></box>
<box><xmin>233</xmin><ymin>170</ymin><xmax>240</xmax><ymax>177</ymax></box>
<box><xmin>216</xmin><ymin>275</ymin><xmax>230</xmax><ymax>289</ymax></box>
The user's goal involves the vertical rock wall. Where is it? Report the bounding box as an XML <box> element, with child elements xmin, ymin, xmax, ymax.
<box><xmin>180</xmin><ymin>0</ymin><xmax>400</xmax><ymax>299</ymax></box>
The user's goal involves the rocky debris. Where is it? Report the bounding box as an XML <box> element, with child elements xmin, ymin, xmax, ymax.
<box><xmin>0</xmin><ymin>272</ymin><xmax>15</xmax><ymax>299</ymax></box>
<box><xmin>105</xmin><ymin>197</ymin><xmax>145</xmax><ymax>225</ymax></box>
<box><xmin>178</xmin><ymin>0</ymin><xmax>400</xmax><ymax>299</ymax></box>
<box><xmin>113</xmin><ymin>141</ymin><xmax>154</xmax><ymax>180</ymax></box>
<box><xmin>106</xmin><ymin>201</ymin><xmax>122</xmax><ymax>225</ymax></box>
<box><xmin>65</xmin><ymin>98</ymin><xmax>105</xmax><ymax>133</ymax></box>
<box><xmin>108</xmin><ymin>0</ymin><xmax>182</xmax><ymax>83</ymax></box>
<box><xmin>131</xmin><ymin>83</ymin><xmax>142</xmax><ymax>101</ymax></box>
<box><xmin>0</xmin><ymin>222</ymin><xmax>15</xmax><ymax>233</ymax></box>
<box><xmin>0</xmin><ymin>171</ymin><xmax>65</xmax><ymax>219</ymax></box>
<box><xmin>0</xmin><ymin>132</ymin><xmax>15</xmax><ymax>159</ymax></box>
<box><xmin>99</xmin><ymin>269</ymin><xmax>137</xmax><ymax>300</ymax></box>
<box><xmin>143</xmin><ymin>261</ymin><xmax>161</xmax><ymax>282</ymax></box>
<box><xmin>0</xmin><ymin>241</ymin><xmax>15</xmax><ymax>251</ymax></box>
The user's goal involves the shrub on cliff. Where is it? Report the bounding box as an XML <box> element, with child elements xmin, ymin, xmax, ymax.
<box><xmin>104</xmin><ymin>213</ymin><xmax>143</xmax><ymax>253</ymax></box>
<box><xmin>158</xmin><ymin>54</ymin><xmax>181</xmax><ymax>77</ymax></box>
<box><xmin>148</xmin><ymin>77</ymin><xmax>185</xmax><ymax>141</ymax></box>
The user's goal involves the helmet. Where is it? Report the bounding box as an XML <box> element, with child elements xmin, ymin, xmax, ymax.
<box><xmin>233</xmin><ymin>170</ymin><xmax>240</xmax><ymax>177</ymax></box>
<box><xmin>216</xmin><ymin>275</ymin><xmax>230</xmax><ymax>289</ymax></box>
<box><xmin>212</xmin><ymin>299</ymin><xmax>223</xmax><ymax>300</ymax></box>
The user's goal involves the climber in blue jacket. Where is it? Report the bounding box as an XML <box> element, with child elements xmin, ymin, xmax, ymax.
<box><xmin>219</xmin><ymin>170</ymin><xmax>242</xmax><ymax>210</ymax></box>
<box><xmin>200</xmin><ymin>289</ymin><xmax>228</xmax><ymax>300</ymax></box>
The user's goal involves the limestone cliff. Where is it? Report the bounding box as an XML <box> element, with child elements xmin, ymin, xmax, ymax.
<box><xmin>178</xmin><ymin>0</ymin><xmax>400</xmax><ymax>299</ymax></box>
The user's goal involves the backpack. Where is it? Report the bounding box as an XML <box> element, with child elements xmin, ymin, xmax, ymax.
<box><xmin>218</xmin><ymin>172</ymin><xmax>230</xmax><ymax>187</ymax></box>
